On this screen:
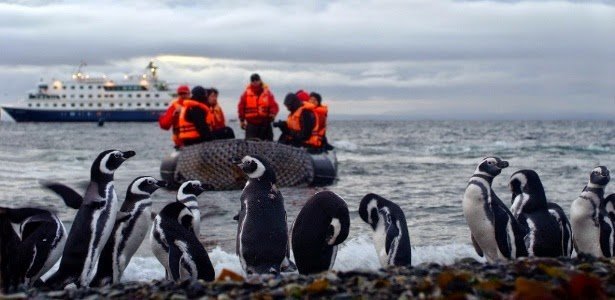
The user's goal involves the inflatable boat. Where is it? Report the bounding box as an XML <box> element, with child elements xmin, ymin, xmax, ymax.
<box><xmin>160</xmin><ymin>139</ymin><xmax>337</xmax><ymax>190</ymax></box>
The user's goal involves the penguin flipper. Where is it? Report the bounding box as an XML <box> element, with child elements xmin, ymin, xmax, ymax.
<box><xmin>40</xmin><ymin>180</ymin><xmax>83</xmax><ymax>209</ymax></box>
<box><xmin>471</xmin><ymin>234</ymin><xmax>484</xmax><ymax>257</ymax></box>
<box><xmin>168</xmin><ymin>244</ymin><xmax>182</xmax><ymax>281</ymax></box>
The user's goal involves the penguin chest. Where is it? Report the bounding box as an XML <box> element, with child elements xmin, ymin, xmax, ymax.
<box><xmin>463</xmin><ymin>186</ymin><xmax>499</xmax><ymax>259</ymax></box>
<box><xmin>116</xmin><ymin>212</ymin><xmax>152</xmax><ymax>271</ymax></box>
<box><xmin>150</xmin><ymin>219</ymin><xmax>170</xmax><ymax>271</ymax></box>
<box><xmin>373</xmin><ymin>219</ymin><xmax>389</xmax><ymax>267</ymax></box>
<box><xmin>570</xmin><ymin>198</ymin><xmax>602</xmax><ymax>256</ymax></box>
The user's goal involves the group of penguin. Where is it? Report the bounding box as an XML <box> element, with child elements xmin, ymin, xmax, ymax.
<box><xmin>0</xmin><ymin>150</ymin><xmax>413</xmax><ymax>292</ymax></box>
<box><xmin>463</xmin><ymin>156</ymin><xmax>614</xmax><ymax>262</ymax></box>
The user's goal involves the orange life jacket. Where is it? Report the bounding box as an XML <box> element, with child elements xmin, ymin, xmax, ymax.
<box><xmin>177</xmin><ymin>100</ymin><xmax>214</xmax><ymax>142</ymax></box>
<box><xmin>312</xmin><ymin>104</ymin><xmax>328</xmax><ymax>139</ymax></box>
<box><xmin>286</xmin><ymin>102</ymin><xmax>322</xmax><ymax>148</ymax></box>
<box><xmin>244</xmin><ymin>84</ymin><xmax>273</xmax><ymax>120</ymax></box>
<box><xmin>210</xmin><ymin>104</ymin><xmax>226</xmax><ymax>131</ymax></box>
<box><xmin>169</xmin><ymin>98</ymin><xmax>185</xmax><ymax>146</ymax></box>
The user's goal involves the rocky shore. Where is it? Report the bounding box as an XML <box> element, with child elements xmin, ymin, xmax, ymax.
<box><xmin>5</xmin><ymin>255</ymin><xmax>613</xmax><ymax>299</ymax></box>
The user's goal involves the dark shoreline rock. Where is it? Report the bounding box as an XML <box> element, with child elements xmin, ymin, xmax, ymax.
<box><xmin>5</xmin><ymin>256</ymin><xmax>614</xmax><ymax>299</ymax></box>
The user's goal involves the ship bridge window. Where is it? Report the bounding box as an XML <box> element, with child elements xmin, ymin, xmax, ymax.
<box><xmin>103</xmin><ymin>85</ymin><xmax>147</xmax><ymax>91</ymax></box>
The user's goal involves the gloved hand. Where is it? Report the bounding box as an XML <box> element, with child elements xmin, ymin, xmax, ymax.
<box><xmin>240</xmin><ymin>120</ymin><xmax>246</xmax><ymax>130</ymax></box>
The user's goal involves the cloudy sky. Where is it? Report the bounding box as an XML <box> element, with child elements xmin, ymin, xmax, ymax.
<box><xmin>1</xmin><ymin>0</ymin><xmax>614</xmax><ymax>119</ymax></box>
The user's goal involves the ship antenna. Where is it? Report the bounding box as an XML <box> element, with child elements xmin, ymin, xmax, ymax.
<box><xmin>147</xmin><ymin>60</ymin><xmax>158</xmax><ymax>81</ymax></box>
<box><xmin>73</xmin><ymin>61</ymin><xmax>87</xmax><ymax>81</ymax></box>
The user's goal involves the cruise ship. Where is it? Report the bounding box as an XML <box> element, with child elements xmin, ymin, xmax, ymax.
<box><xmin>1</xmin><ymin>62</ymin><xmax>174</xmax><ymax>122</ymax></box>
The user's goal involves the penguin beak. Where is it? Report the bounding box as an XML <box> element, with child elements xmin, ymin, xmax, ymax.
<box><xmin>497</xmin><ymin>161</ymin><xmax>509</xmax><ymax>169</ymax></box>
<box><xmin>231</xmin><ymin>156</ymin><xmax>243</xmax><ymax>165</ymax></box>
<box><xmin>156</xmin><ymin>180</ymin><xmax>167</xmax><ymax>188</ymax></box>
<box><xmin>122</xmin><ymin>151</ymin><xmax>136</xmax><ymax>159</ymax></box>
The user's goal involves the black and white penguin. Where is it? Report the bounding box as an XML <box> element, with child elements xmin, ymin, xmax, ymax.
<box><xmin>151</xmin><ymin>201</ymin><xmax>214</xmax><ymax>282</ymax></box>
<box><xmin>291</xmin><ymin>191</ymin><xmax>350</xmax><ymax>275</ymax></box>
<box><xmin>91</xmin><ymin>176</ymin><xmax>166</xmax><ymax>286</ymax></box>
<box><xmin>509</xmin><ymin>170</ymin><xmax>573</xmax><ymax>257</ymax></box>
<box><xmin>359</xmin><ymin>193</ymin><xmax>412</xmax><ymax>267</ymax></box>
<box><xmin>150</xmin><ymin>180</ymin><xmax>205</xmax><ymax>279</ymax></box>
<box><xmin>0</xmin><ymin>207</ymin><xmax>66</xmax><ymax>290</ymax></box>
<box><xmin>175</xmin><ymin>180</ymin><xmax>206</xmax><ymax>237</ymax></box>
<box><xmin>462</xmin><ymin>157</ymin><xmax>527</xmax><ymax>262</ymax></box>
<box><xmin>233</xmin><ymin>155</ymin><xmax>288</xmax><ymax>275</ymax></box>
<box><xmin>570</xmin><ymin>166</ymin><xmax>612</xmax><ymax>257</ymax></box>
<box><xmin>44</xmin><ymin>149</ymin><xmax>135</xmax><ymax>287</ymax></box>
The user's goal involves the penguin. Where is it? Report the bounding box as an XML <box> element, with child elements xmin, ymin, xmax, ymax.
<box><xmin>150</xmin><ymin>201</ymin><xmax>214</xmax><ymax>282</ymax></box>
<box><xmin>359</xmin><ymin>193</ymin><xmax>412</xmax><ymax>267</ymax></box>
<box><xmin>150</xmin><ymin>180</ymin><xmax>205</xmax><ymax>279</ymax></box>
<box><xmin>509</xmin><ymin>170</ymin><xmax>573</xmax><ymax>257</ymax></box>
<box><xmin>233</xmin><ymin>155</ymin><xmax>288</xmax><ymax>275</ymax></box>
<box><xmin>91</xmin><ymin>176</ymin><xmax>166</xmax><ymax>286</ymax></box>
<box><xmin>0</xmin><ymin>207</ymin><xmax>66</xmax><ymax>290</ymax></box>
<box><xmin>175</xmin><ymin>180</ymin><xmax>207</xmax><ymax>237</ymax></box>
<box><xmin>44</xmin><ymin>149</ymin><xmax>135</xmax><ymax>288</ymax></box>
<box><xmin>570</xmin><ymin>166</ymin><xmax>612</xmax><ymax>257</ymax></box>
<box><xmin>462</xmin><ymin>157</ymin><xmax>527</xmax><ymax>262</ymax></box>
<box><xmin>291</xmin><ymin>191</ymin><xmax>350</xmax><ymax>275</ymax></box>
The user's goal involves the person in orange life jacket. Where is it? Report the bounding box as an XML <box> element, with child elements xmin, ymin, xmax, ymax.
<box><xmin>237</xmin><ymin>73</ymin><xmax>279</xmax><ymax>141</ymax></box>
<box><xmin>308</xmin><ymin>92</ymin><xmax>334</xmax><ymax>151</ymax></box>
<box><xmin>273</xmin><ymin>93</ymin><xmax>320</xmax><ymax>150</ymax></box>
<box><xmin>206</xmin><ymin>87</ymin><xmax>235</xmax><ymax>139</ymax></box>
<box><xmin>176</xmin><ymin>86</ymin><xmax>216</xmax><ymax>147</ymax></box>
<box><xmin>159</xmin><ymin>85</ymin><xmax>190</xmax><ymax>148</ymax></box>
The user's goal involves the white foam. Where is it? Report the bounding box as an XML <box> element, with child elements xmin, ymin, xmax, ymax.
<box><xmin>332</xmin><ymin>140</ymin><xmax>358</xmax><ymax>152</ymax></box>
<box><xmin>41</xmin><ymin>236</ymin><xmax>486</xmax><ymax>283</ymax></box>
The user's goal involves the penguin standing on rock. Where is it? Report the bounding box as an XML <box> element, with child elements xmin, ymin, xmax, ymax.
<box><xmin>0</xmin><ymin>207</ymin><xmax>66</xmax><ymax>290</ymax></box>
<box><xmin>291</xmin><ymin>191</ymin><xmax>350</xmax><ymax>274</ymax></box>
<box><xmin>509</xmin><ymin>170</ymin><xmax>573</xmax><ymax>257</ymax></box>
<box><xmin>570</xmin><ymin>166</ymin><xmax>612</xmax><ymax>257</ymax></box>
<box><xmin>151</xmin><ymin>201</ymin><xmax>214</xmax><ymax>282</ymax></box>
<box><xmin>463</xmin><ymin>157</ymin><xmax>527</xmax><ymax>262</ymax></box>
<box><xmin>91</xmin><ymin>176</ymin><xmax>166</xmax><ymax>286</ymax></box>
<box><xmin>44</xmin><ymin>149</ymin><xmax>135</xmax><ymax>288</ymax></box>
<box><xmin>359</xmin><ymin>193</ymin><xmax>412</xmax><ymax>267</ymax></box>
<box><xmin>150</xmin><ymin>180</ymin><xmax>205</xmax><ymax>279</ymax></box>
<box><xmin>233</xmin><ymin>155</ymin><xmax>289</xmax><ymax>275</ymax></box>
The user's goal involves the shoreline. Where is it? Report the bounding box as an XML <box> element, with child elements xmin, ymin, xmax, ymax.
<box><xmin>7</xmin><ymin>255</ymin><xmax>612</xmax><ymax>299</ymax></box>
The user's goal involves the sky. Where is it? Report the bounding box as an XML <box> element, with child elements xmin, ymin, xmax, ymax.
<box><xmin>0</xmin><ymin>0</ymin><xmax>614</xmax><ymax>120</ymax></box>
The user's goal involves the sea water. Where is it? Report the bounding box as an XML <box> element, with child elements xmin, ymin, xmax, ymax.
<box><xmin>0</xmin><ymin>120</ymin><xmax>613</xmax><ymax>281</ymax></box>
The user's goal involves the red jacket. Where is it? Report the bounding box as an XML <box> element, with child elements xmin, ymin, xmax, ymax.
<box><xmin>158</xmin><ymin>98</ymin><xmax>183</xmax><ymax>130</ymax></box>
<box><xmin>238</xmin><ymin>83</ymin><xmax>279</xmax><ymax>125</ymax></box>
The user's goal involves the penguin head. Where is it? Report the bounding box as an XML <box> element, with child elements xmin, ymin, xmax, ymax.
<box><xmin>509</xmin><ymin>170</ymin><xmax>547</xmax><ymax>214</ymax></box>
<box><xmin>589</xmin><ymin>166</ymin><xmax>610</xmax><ymax>187</ymax></box>
<box><xmin>359</xmin><ymin>193</ymin><xmax>406</xmax><ymax>231</ymax></box>
<box><xmin>91</xmin><ymin>149</ymin><xmax>136</xmax><ymax>180</ymax></box>
<box><xmin>311</xmin><ymin>191</ymin><xmax>350</xmax><ymax>246</ymax></box>
<box><xmin>177</xmin><ymin>180</ymin><xmax>207</xmax><ymax>199</ymax></box>
<box><xmin>234</xmin><ymin>155</ymin><xmax>276</xmax><ymax>183</ymax></box>
<box><xmin>159</xmin><ymin>201</ymin><xmax>194</xmax><ymax>231</ymax></box>
<box><xmin>128</xmin><ymin>176</ymin><xmax>166</xmax><ymax>197</ymax></box>
<box><xmin>475</xmin><ymin>156</ymin><xmax>508</xmax><ymax>177</ymax></box>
